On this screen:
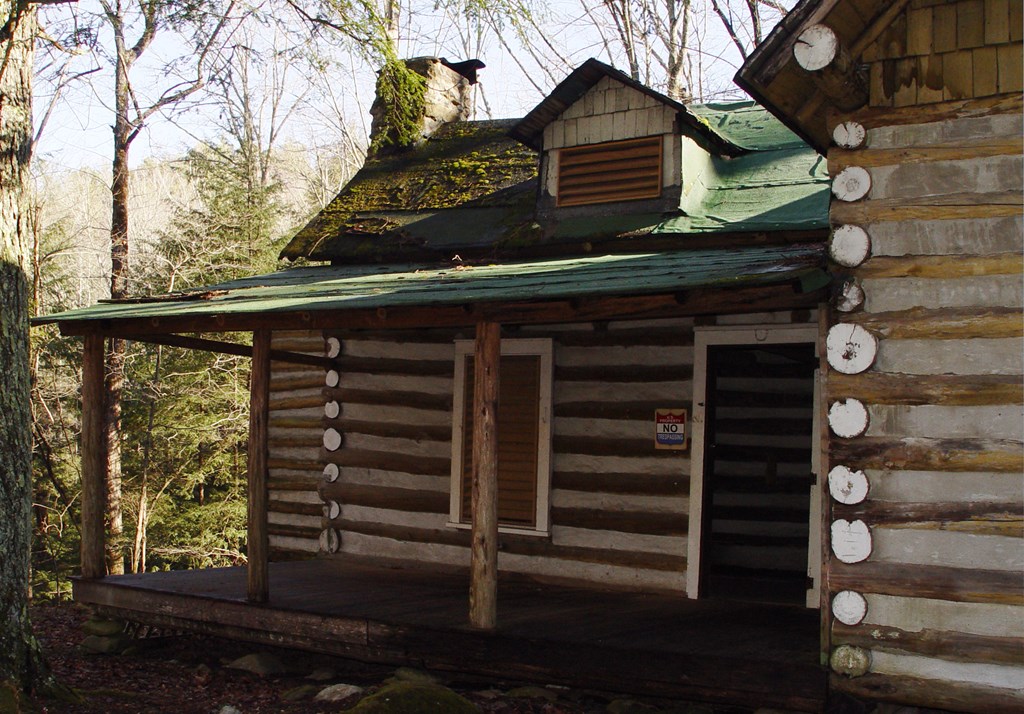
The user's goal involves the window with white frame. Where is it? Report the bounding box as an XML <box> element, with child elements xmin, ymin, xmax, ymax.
<box><xmin>449</xmin><ymin>338</ymin><xmax>553</xmax><ymax>535</ymax></box>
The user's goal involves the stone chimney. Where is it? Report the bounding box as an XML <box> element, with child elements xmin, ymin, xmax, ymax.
<box><xmin>368</xmin><ymin>57</ymin><xmax>484</xmax><ymax>155</ymax></box>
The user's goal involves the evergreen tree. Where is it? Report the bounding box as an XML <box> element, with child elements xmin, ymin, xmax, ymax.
<box><xmin>119</xmin><ymin>142</ymin><xmax>284</xmax><ymax>574</ymax></box>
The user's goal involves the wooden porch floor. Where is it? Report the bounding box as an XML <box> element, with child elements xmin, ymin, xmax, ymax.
<box><xmin>73</xmin><ymin>556</ymin><xmax>826</xmax><ymax>711</ymax></box>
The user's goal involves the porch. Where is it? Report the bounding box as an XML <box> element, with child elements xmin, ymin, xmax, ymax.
<box><xmin>74</xmin><ymin>555</ymin><xmax>827</xmax><ymax>711</ymax></box>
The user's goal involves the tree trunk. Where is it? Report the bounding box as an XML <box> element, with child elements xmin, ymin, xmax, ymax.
<box><xmin>0</xmin><ymin>0</ymin><xmax>54</xmax><ymax>697</ymax></box>
<box><xmin>103</xmin><ymin>47</ymin><xmax>134</xmax><ymax>577</ymax></box>
<box><xmin>665</xmin><ymin>0</ymin><xmax>692</xmax><ymax>101</ymax></box>
<box><xmin>132</xmin><ymin>345</ymin><xmax>162</xmax><ymax>574</ymax></box>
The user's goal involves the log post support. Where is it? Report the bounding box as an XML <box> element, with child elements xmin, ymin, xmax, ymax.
<box><xmin>793</xmin><ymin>24</ymin><xmax>868</xmax><ymax>111</ymax></box>
<box><xmin>80</xmin><ymin>333</ymin><xmax>108</xmax><ymax>579</ymax></box>
<box><xmin>247</xmin><ymin>329</ymin><xmax>271</xmax><ymax>603</ymax></box>
<box><xmin>469</xmin><ymin>320</ymin><xmax>500</xmax><ymax>630</ymax></box>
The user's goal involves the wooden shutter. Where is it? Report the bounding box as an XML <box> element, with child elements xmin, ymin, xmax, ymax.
<box><xmin>461</xmin><ymin>355</ymin><xmax>541</xmax><ymax>528</ymax></box>
<box><xmin>557</xmin><ymin>136</ymin><xmax>662</xmax><ymax>207</ymax></box>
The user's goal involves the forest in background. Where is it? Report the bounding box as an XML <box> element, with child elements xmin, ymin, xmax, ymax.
<box><xmin>30</xmin><ymin>139</ymin><xmax>359</xmax><ymax>596</ymax></box>
<box><xmin>27</xmin><ymin>0</ymin><xmax>793</xmax><ymax>597</ymax></box>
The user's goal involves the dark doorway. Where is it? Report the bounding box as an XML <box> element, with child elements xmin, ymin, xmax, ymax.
<box><xmin>699</xmin><ymin>343</ymin><xmax>817</xmax><ymax>605</ymax></box>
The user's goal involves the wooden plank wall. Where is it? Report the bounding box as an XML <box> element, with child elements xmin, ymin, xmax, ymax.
<box><xmin>265</xmin><ymin>312</ymin><xmax>812</xmax><ymax>592</ymax></box>
<box><xmin>822</xmin><ymin>16</ymin><xmax>1024</xmax><ymax>705</ymax></box>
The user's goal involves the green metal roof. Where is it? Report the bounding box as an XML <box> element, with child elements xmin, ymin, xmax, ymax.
<box><xmin>39</xmin><ymin>244</ymin><xmax>827</xmax><ymax>330</ymax></box>
<box><xmin>688</xmin><ymin>101</ymin><xmax>808</xmax><ymax>151</ymax></box>
<box><xmin>278</xmin><ymin>98</ymin><xmax>828</xmax><ymax>265</ymax></box>
<box><xmin>661</xmin><ymin>147</ymin><xmax>828</xmax><ymax>234</ymax></box>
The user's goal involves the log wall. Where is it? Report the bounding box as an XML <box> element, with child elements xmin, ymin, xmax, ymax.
<box><xmin>822</xmin><ymin>35</ymin><xmax>1024</xmax><ymax>708</ymax></box>
<box><xmin>265</xmin><ymin>312</ymin><xmax>815</xmax><ymax>593</ymax></box>
<box><xmin>267</xmin><ymin>330</ymin><xmax>329</xmax><ymax>557</ymax></box>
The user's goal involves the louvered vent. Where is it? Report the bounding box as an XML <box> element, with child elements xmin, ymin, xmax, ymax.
<box><xmin>557</xmin><ymin>136</ymin><xmax>663</xmax><ymax>207</ymax></box>
<box><xmin>460</xmin><ymin>355</ymin><xmax>541</xmax><ymax>528</ymax></box>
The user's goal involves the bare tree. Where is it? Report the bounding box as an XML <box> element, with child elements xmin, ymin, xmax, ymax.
<box><xmin>470</xmin><ymin>0</ymin><xmax>793</xmax><ymax>104</ymax></box>
<box><xmin>76</xmin><ymin>0</ymin><xmax>240</xmax><ymax>573</ymax></box>
<box><xmin>711</xmin><ymin>0</ymin><xmax>789</xmax><ymax>60</ymax></box>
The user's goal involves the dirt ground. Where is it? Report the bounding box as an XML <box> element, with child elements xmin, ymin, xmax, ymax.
<box><xmin>26</xmin><ymin>602</ymin><xmax>735</xmax><ymax>714</ymax></box>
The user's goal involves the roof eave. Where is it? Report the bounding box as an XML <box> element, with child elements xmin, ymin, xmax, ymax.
<box><xmin>734</xmin><ymin>0</ymin><xmax>841</xmax><ymax>154</ymax></box>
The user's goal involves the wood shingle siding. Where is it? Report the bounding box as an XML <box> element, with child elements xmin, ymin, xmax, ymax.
<box><xmin>863</xmin><ymin>0</ymin><xmax>1023</xmax><ymax>107</ymax></box>
<box><xmin>542</xmin><ymin>76</ymin><xmax>677</xmax><ymax>151</ymax></box>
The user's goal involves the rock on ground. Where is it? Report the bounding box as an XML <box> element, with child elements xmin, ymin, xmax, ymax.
<box><xmin>345</xmin><ymin>681</ymin><xmax>479</xmax><ymax>713</ymax></box>
<box><xmin>224</xmin><ymin>652</ymin><xmax>287</xmax><ymax>677</ymax></box>
<box><xmin>314</xmin><ymin>683</ymin><xmax>365</xmax><ymax>702</ymax></box>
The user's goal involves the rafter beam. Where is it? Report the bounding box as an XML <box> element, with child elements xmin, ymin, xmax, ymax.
<box><xmin>120</xmin><ymin>332</ymin><xmax>334</xmax><ymax>368</ymax></box>
<box><xmin>794</xmin><ymin>0</ymin><xmax>913</xmax><ymax>125</ymax></box>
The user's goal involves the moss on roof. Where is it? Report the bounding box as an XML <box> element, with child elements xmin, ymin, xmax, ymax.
<box><xmin>281</xmin><ymin>119</ymin><xmax>537</xmax><ymax>261</ymax></box>
<box><xmin>280</xmin><ymin>102</ymin><xmax>827</xmax><ymax>265</ymax></box>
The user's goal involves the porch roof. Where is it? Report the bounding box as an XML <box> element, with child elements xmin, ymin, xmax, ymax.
<box><xmin>37</xmin><ymin>243</ymin><xmax>828</xmax><ymax>334</ymax></box>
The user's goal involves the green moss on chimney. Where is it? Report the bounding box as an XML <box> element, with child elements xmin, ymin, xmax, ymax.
<box><xmin>370</xmin><ymin>59</ymin><xmax>428</xmax><ymax>155</ymax></box>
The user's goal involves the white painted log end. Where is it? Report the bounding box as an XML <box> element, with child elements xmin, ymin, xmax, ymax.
<box><xmin>831</xmin><ymin>519</ymin><xmax>872</xmax><ymax>564</ymax></box>
<box><xmin>830</xmin><ymin>225</ymin><xmax>871</xmax><ymax>267</ymax></box>
<box><xmin>835</xmin><ymin>279</ymin><xmax>865</xmax><ymax>313</ymax></box>
<box><xmin>794</xmin><ymin>24</ymin><xmax>839</xmax><ymax>72</ymax></box>
<box><xmin>325</xmin><ymin>500</ymin><xmax>341</xmax><ymax>520</ymax></box>
<box><xmin>319</xmin><ymin>528</ymin><xmax>340</xmax><ymax>553</ymax></box>
<box><xmin>826</xmin><ymin>324</ymin><xmax>878</xmax><ymax>375</ymax></box>
<box><xmin>830</xmin><ymin>644</ymin><xmax>871</xmax><ymax>677</ymax></box>
<box><xmin>832</xmin><ymin>166</ymin><xmax>871</xmax><ymax>202</ymax></box>
<box><xmin>325</xmin><ymin>369</ymin><xmax>340</xmax><ymax>388</ymax></box>
<box><xmin>828</xmin><ymin>465</ymin><xmax>869</xmax><ymax>504</ymax></box>
<box><xmin>325</xmin><ymin>336</ymin><xmax>342</xmax><ymax>359</ymax></box>
<box><xmin>323</xmin><ymin>463</ymin><xmax>340</xmax><ymax>483</ymax></box>
<box><xmin>832</xmin><ymin>590</ymin><xmax>868</xmax><ymax>626</ymax></box>
<box><xmin>832</xmin><ymin>121</ymin><xmax>866</xmax><ymax>149</ymax></box>
<box><xmin>828</xmin><ymin>398</ymin><xmax>869</xmax><ymax>439</ymax></box>
<box><xmin>323</xmin><ymin>428</ymin><xmax>343</xmax><ymax>452</ymax></box>
<box><xmin>324</xmin><ymin>400</ymin><xmax>341</xmax><ymax>419</ymax></box>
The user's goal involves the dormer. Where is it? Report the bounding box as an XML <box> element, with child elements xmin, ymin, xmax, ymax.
<box><xmin>509</xmin><ymin>59</ymin><xmax>743</xmax><ymax>220</ymax></box>
<box><xmin>280</xmin><ymin>57</ymin><xmax>828</xmax><ymax>266</ymax></box>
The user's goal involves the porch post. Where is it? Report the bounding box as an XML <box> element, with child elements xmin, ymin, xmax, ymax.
<box><xmin>469</xmin><ymin>320</ymin><xmax>500</xmax><ymax>630</ymax></box>
<box><xmin>80</xmin><ymin>333</ymin><xmax>108</xmax><ymax>579</ymax></box>
<box><xmin>247</xmin><ymin>329</ymin><xmax>271</xmax><ymax>603</ymax></box>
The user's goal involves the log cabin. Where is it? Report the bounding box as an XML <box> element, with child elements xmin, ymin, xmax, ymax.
<box><xmin>735</xmin><ymin>0</ymin><xmax>1024</xmax><ymax>710</ymax></box>
<box><xmin>36</xmin><ymin>2</ymin><xmax>1022</xmax><ymax>705</ymax></box>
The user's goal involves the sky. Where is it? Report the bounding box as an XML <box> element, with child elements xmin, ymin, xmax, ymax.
<box><xmin>33</xmin><ymin>1</ymin><xmax>791</xmax><ymax>171</ymax></box>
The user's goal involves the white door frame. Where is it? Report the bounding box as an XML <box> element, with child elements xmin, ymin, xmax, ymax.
<box><xmin>685</xmin><ymin>324</ymin><xmax>821</xmax><ymax>603</ymax></box>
